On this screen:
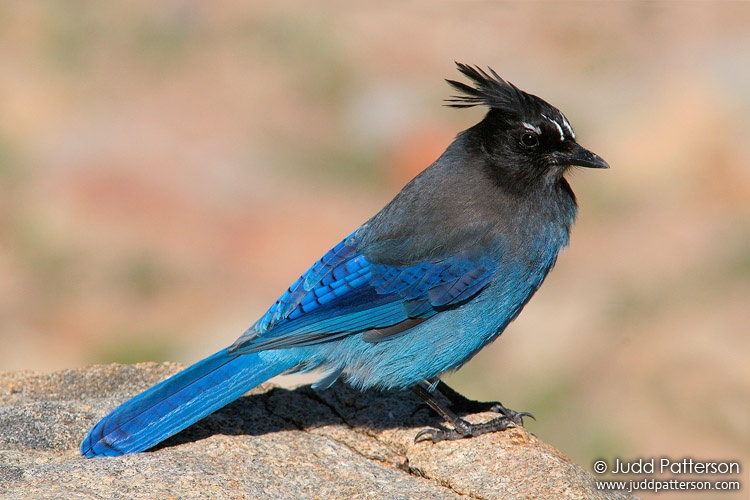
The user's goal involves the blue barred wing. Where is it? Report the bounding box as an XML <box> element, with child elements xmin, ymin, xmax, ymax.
<box><xmin>230</xmin><ymin>231</ymin><xmax>495</xmax><ymax>352</ymax></box>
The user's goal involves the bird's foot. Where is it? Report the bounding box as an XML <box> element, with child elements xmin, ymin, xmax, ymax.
<box><xmin>415</xmin><ymin>415</ymin><xmax>512</xmax><ymax>443</ymax></box>
<box><xmin>414</xmin><ymin>405</ymin><xmax>533</xmax><ymax>443</ymax></box>
<box><xmin>411</xmin><ymin>382</ymin><xmax>533</xmax><ymax>443</ymax></box>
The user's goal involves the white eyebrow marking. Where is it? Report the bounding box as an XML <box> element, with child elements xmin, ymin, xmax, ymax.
<box><xmin>541</xmin><ymin>113</ymin><xmax>565</xmax><ymax>141</ymax></box>
<box><xmin>522</xmin><ymin>122</ymin><xmax>542</xmax><ymax>135</ymax></box>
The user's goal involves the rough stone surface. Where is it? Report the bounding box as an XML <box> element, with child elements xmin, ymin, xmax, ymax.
<box><xmin>0</xmin><ymin>363</ymin><xmax>635</xmax><ymax>499</ymax></box>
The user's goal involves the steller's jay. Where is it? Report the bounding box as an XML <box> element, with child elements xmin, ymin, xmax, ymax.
<box><xmin>81</xmin><ymin>63</ymin><xmax>608</xmax><ymax>457</ymax></box>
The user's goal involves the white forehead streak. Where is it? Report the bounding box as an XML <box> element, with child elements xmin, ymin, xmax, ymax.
<box><xmin>522</xmin><ymin>122</ymin><xmax>542</xmax><ymax>135</ymax></box>
<box><xmin>541</xmin><ymin>113</ymin><xmax>565</xmax><ymax>141</ymax></box>
<box><xmin>561</xmin><ymin>114</ymin><xmax>575</xmax><ymax>139</ymax></box>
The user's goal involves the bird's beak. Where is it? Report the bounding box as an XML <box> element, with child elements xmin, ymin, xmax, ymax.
<box><xmin>560</xmin><ymin>142</ymin><xmax>609</xmax><ymax>169</ymax></box>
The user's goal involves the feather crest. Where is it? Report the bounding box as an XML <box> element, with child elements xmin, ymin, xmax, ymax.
<box><xmin>445</xmin><ymin>62</ymin><xmax>534</xmax><ymax>116</ymax></box>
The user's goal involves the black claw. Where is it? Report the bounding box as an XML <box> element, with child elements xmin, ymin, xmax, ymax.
<box><xmin>518</xmin><ymin>411</ymin><xmax>536</xmax><ymax>421</ymax></box>
<box><xmin>414</xmin><ymin>428</ymin><xmax>439</xmax><ymax>443</ymax></box>
<box><xmin>415</xmin><ymin>427</ymin><xmax>465</xmax><ymax>443</ymax></box>
<box><xmin>488</xmin><ymin>404</ymin><xmax>535</xmax><ymax>425</ymax></box>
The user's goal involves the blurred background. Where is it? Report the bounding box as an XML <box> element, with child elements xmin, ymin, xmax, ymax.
<box><xmin>1</xmin><ymin>2</ymin><xmax>748</xmax><ymax>497</ymax></box>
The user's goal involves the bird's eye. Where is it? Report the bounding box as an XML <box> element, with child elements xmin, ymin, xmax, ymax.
<box><xmin>520</xmin><ymin>132</ymin><xmax>540</xmax><ymax>148</ymax></box>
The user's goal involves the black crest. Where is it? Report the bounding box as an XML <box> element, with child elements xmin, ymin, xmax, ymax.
<box><xmin>446</xmin><ymin>63</ymin><xmax>539</xmax><ymax>118</ymax></box>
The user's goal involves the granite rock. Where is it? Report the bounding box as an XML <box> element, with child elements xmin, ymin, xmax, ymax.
<box><xmin>0</xmin><ymin>363</ymin><xmax>634</xmax><ymax>499</ymax></box>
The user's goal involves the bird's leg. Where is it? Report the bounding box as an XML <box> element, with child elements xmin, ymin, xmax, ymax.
<box><xmin>435</xmin><ymin>380</ymin><xmax>534</xmax><ymax>423</ymax></box>
<box><xmin>434</xmin><ymin>380</ymin><xmax>498</xmax><ymax>413</ymax></box>
<box><xmin>412</xmin><ymin>381</ymin><xmax>533</xmax><ymax>443</ymax></box>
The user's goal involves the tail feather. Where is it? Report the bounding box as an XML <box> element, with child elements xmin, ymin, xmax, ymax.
<box><xmin>81</xmin><ymin>349</ymin><xmax>295</xmax><ymax>457</ymax></box>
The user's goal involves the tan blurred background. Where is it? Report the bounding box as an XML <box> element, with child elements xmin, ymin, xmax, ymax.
<box><xmin>1</xmin><ymin>2</ymin><xmax>748</xmax><ymax>497</ymax></box>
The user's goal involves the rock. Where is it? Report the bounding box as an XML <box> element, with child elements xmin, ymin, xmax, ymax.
<box><xmin>0</xmin><ymin>363</ymin><xmax>634</xmax><ymax>499</ymax></box>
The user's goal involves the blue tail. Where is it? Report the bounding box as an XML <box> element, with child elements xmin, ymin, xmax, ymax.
<box><xmin>81</xmin><ymin>349</ymin><xmax>295</xmax><ymax>457</ymax></box>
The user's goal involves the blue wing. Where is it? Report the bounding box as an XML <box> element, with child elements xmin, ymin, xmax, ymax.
<box><xmin>230</xmin><ymin>231</ymin><xmax>495</xmax><ymax>352</ymax></box>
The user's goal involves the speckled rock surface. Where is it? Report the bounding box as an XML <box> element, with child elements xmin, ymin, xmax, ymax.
<box><xmin>0</xmin><ymin>363</ymin><xmax>634</xmax><ymax>499</ymax></box>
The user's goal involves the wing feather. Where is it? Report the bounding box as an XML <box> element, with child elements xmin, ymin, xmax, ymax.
<box><xmin>230</xmin><ymin>232</ymin><xmax>495</xmax><ymax>353</ymax></box>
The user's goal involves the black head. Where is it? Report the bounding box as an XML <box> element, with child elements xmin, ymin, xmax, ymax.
<box><xmin>447</xmin><ymin>63</ymin><xmax>608</xmax><ymax>192</ymax></box>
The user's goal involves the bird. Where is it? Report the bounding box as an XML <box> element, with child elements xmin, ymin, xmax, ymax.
<box><xmin>81</xmin><ymin>63</ymin><xmax>608</xmax><ymax>457</ymax></box>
